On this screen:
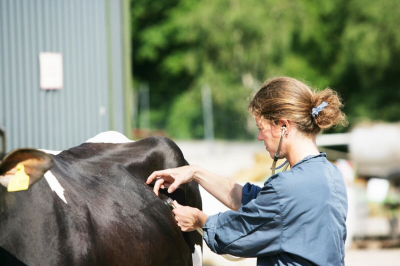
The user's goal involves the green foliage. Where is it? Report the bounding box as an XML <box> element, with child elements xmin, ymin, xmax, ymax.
<box><xmin>166</xmin><ymin>87</ymin><xmax>203</xmax><ymax>139</ymax></box>
<box><xmin>331</xmin><ymin>0</ymin><xmax>400</xmax><ymax>122</ymax></box>
<box><xmin>131</xmin><ymin>0</ymin><xmax>400</xmax><ymax>139</ymax></box>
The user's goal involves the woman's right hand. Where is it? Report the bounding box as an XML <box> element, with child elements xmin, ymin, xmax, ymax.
<box><xmin>146</xmin><ymin>165</ymin><xmax>196</xmax><ymax>196</ymax></box>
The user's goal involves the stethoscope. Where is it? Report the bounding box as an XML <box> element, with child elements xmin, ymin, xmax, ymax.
<box><xmin>271</xmin><ymin>125</ymin><xmax>290</xmax><ymax>175</ymax></box>
<box><xmin>162</xmin><ymin>125</ymin><xmax>291</xmax><ymax>262</ymax></box>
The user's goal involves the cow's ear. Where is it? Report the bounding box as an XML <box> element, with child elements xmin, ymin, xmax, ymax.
<box><xmin>0</xmin><ymin>149</ymin><xmax>54</xmax><ymax>189</ymax></box>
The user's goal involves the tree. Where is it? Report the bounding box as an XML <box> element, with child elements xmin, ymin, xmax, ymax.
<box><xmin>130</xmin><ymin>0</ymin><xmax>400</xmax><ymax>139</ymax></box>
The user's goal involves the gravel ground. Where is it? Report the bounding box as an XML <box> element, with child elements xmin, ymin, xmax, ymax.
<box><xmin>202</xmin><ymin>248</ymin><xmax>400</xmax><ymax>266</ymax></box>
<box><xmin>345</xmin><ymin>248</ymin><xmax>400</xmax><ymax>266</ymax></box>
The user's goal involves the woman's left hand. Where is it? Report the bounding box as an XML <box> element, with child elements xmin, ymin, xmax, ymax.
<box><xmin>172</xmin><ymin>201</ymin><xmax>208</xmax><ymax>232</ymax></box>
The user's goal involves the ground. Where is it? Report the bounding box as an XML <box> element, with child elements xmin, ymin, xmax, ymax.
<box><xmin>345</xmin><ymin>248</ymin><xmax>400</xmax><ymax>266</ymax></box>
<box><xmin>202</xmin><ymin>248</ymin><xmax>400</xmax><ymax>266</ymax></box>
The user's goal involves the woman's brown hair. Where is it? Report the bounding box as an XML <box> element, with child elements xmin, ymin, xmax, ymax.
<box><xmin>248</xmin><ymin>77</ymin><xmax>348</xmax><ymax>136</ymax></box>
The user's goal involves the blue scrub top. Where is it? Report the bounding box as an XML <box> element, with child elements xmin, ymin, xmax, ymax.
<box><xmin>203</xmin><ymin>153</ymin><xmax>348</xmax><ymax>266</ymax></box>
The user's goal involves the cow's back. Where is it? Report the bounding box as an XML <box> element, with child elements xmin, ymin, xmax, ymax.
<box><xmin>0</xmin><ymin>137</ymin><xmax>201</xmax><ymax>266</ymax></box>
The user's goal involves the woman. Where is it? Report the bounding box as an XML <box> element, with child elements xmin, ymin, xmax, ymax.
<box><xmin>147</xmin><ymin>77</ymin><xmax>348</xmax><ymax>266</ymax></box>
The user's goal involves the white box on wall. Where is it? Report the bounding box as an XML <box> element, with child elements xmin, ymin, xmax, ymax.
<box><xmin>39</xmin><ymin>52</ymin><xmax>63</xmax><ymax>90</ymax></box>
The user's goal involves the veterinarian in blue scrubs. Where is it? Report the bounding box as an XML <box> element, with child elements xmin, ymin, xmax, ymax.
<box><xmin>147</xmin><ymin>77</ymin><xmax>348</xmax><ymax>266</ymax></box>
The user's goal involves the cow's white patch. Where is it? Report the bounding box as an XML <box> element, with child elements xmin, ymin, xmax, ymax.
<box><xmin>222</xmin><ymin>254</ymin><xmax>245</xmax><ymax>261</ymax></box>
<box><xmin>44</xmin><ymin>171</ymin><xmax>67</xmax><ymax>204</ymax></box>
<box><xmin>85</xmin><ymin>131</ymin><xmax>134</xmax><ymax>144</ymax></box>
<box><xmin>192</xmin><ymin>244</ymin><xmax>202</xmax><ymax>266</ymax></box>
<box><xmin>39</xmin><ymin>149</ymin><xmax>61</xmax><ymax>155</ymax></box>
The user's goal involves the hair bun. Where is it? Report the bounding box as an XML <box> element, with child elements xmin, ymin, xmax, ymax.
<box><xmin>312</xmin><ymin>88</ymin><xmax>348</xmax><ymax>130</ymax></box>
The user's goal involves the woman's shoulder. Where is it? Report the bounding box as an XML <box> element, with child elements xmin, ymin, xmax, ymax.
<box><xmin>268</xmin><ymin>157</ymin><xmax>338</xmax><ymax>190</ymax></box>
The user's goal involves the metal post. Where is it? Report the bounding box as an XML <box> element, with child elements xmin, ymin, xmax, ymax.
<box><xmin>201</xmin><ymin>85</ymin><xmax>214</xmax><ymax>143</ymax></box>
<box><xmin>121</xmin><ymin>0</ymin><xmax>133</xmax><ymax>139</ymax></box>
<box><xmin>139</xmin><ymin>82</ymin><xmax>150</xmax><ymax>130</ymax></box>
<box><xmin>106</xmin><ymin>0</ymin><xmax>114</xmax><ymax>130</ymax></box>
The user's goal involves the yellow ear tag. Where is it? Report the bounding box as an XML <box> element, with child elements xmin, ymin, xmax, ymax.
<box><xmin>7</xmin><ymin>163</ymin><xmax>30</xmax><ymax>192</ymax></box>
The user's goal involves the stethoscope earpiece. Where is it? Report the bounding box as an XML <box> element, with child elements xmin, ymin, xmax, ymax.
<box><xmin>271</xmin><ymin>125</ymin><xmax>289</xmax><ymax>175</ymax></box>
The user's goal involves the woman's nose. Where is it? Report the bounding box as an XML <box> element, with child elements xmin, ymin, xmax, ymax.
<box><xmin>257</xmin><ymin>131</ymin><xmax>263</xmax><ymax>141</ymax></box>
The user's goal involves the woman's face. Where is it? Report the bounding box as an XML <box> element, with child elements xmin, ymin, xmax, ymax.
<box><xmin>255</xmin><ymin>116</ymin><xmax>280</xmax><ymax>158</ymax></box>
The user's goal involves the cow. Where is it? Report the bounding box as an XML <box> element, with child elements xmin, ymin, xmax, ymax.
<box><xmin>0</xmin><ymin>131</ymin><xmax>202</xmax><ymax>266</ymax></box>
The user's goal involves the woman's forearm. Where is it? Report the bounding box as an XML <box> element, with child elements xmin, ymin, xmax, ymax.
<box><xmin>192</xmin><ymin>166</ymin><xmax>242</xmax><ymax>211</ymax></box>
<box><xmin>196</xmin><ymin>209</ymin><xmax>209</xmax><ymax>228</ymax></box>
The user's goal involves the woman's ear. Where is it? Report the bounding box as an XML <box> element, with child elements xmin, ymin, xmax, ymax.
<box><xmin>277</xmin><ymin>119</ymin><xmax>289</xmax><ymax>128</ymax></box>
<box><xmin>272</xmin><ymin>119</ymin><xmax>290</xmax><ymax>138</ymax></box>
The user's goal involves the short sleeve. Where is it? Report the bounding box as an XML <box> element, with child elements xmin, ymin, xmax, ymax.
<box><xmin>203</xmin><ymin>181</ymin><xmax>282</xmax><ymax>257</ymax></box>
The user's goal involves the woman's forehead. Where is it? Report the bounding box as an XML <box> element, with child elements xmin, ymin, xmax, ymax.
<box><xmin>255</xmin><ymin>116</ymin><xmax>271</xmax><ymax>126</ymax></box>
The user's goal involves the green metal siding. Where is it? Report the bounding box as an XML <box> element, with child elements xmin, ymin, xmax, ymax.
<box><xmin>0</xmin><ymin>0</ymin><xmax>127</xmax><ymax>152</ymax></box>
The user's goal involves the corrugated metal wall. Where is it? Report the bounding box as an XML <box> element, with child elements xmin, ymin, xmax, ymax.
<box><xmin>0</xmin><ymin>0</ymin><xmax>126</xmax><ymax>152</ymax></box>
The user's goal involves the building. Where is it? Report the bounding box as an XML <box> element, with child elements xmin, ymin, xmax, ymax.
<box><xmin>0</xmin><ymin>0</ymin><xmax>132</xmax><ymax>152</ymax></box>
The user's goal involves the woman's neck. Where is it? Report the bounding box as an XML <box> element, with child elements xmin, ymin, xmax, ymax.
<box><xmin>285</xmin><ymin>134</ymin><xmax>320</xmax><ymax>167</ymax></box>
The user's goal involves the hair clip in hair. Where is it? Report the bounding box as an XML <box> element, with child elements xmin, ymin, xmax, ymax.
<box><xmin>312</xmin><ymin>102</ymin><xmax>328</xmax><ymax>118</ymax></box>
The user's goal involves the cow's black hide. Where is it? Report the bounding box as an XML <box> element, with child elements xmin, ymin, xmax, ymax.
<box><xmin>0</xmin><ymin>137</ymin><xmax>202</xmax><ymax>266</ymax></box>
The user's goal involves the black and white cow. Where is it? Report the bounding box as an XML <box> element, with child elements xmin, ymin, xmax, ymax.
<box><xmin>0</xmin><ymin>132</ymin><xmax>202</xmax><ymax>266</ymax></box>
